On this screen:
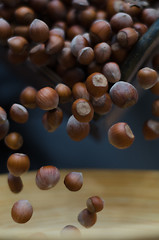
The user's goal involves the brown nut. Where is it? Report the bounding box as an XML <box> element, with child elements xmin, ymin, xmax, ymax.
<box><xmin>29</xmin><ymin>19</ymin><xmax>49</xmax><ymax>43</ymax></box>
<box><xmin>66</xmin><ymin>115</ymin><xmax>90</xmax><ymax>141</ymax></box>
<box><xmin>72</xmin><ymin>98</ymin><xmax>94</xmax><ymax>122</ymax></box>
<box><xmin>86</xmin><ymin>72</ymin><xmax>108</xmax><ymax>98</ymax></box>
<box><xmin>78</xmin><ymin>208</ymin><xmax>97</xmax><ymax>228</ymax></box>
<box><xmin>137</xmin><ymin>67</ymin><xmax>158</xmax><ymax>90</ymax></box>
<box><xmin>86</xmin><ymin>196</ymin><xmax>104</xmax><ymax>213</ymax></box>
<box><xmin>10</xmin><ymin>103</ymin><xmax>29</xmax><ymax>124</ymax></box>
<box><xmin>8</xmin><ymin>173</ymin><xmax>23</xmax><ymax>194</ymax></box>
<box><xmin>143</xmin><ymin>120</ymin><xmax>159</xmax><ymax>140</ymax></box>
<box><xmin>11</xmin><ymin>200</ymin><xmax>33</xmax><ymax>223</ymax></box>
<box><xmin>64</xmin><ymin>172</ymin><xmax>83</xmax><ymax>191</ymax></box>
<box><xmin>0</xmin><ymin>106</ymin><xmax>7</xmax><ymax>124</ymax></box>
<box><xmin>36</xmin><ymin>87</ymin><xmax>59</xmax><ymax>111</ymax></box>
<box><xmin>102</xmin><ymin>62</ymin><xmax>121</xmax><ymax>83</ymax></box>
<box><xmin>7</xmin><ymin>153</ymin><xmax>30</xmax><ymax>176</ymax></box>
<box><xmin>5</xmin><ymin>132</ymin><xmax>23</xmax><ymax>150</ymax></box>
<box><xmin>20</xmin><ymin>86</ymin><xmax>37</xmax><ymax>109</ymax></box>
<box><xmin>42</xmin><ymin>108</ymin><xmax>63</xmax><ymax>132</ymax></box>
<box><xmin>109</xmin><ymin>81</ymin><xmax>138</xmax><ymax>108</ymax></box>
<box><xmin>108</xmin><ymin>122</ymin><xmax>135</xmax><ymax>149</ymax></box>
<box><xmin>36</xmin><ymin>165</ymin><xmax>60</xmax><ymax>190</ymax></box>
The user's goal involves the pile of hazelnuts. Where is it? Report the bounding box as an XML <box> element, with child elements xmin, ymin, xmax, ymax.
<box><xmin>0</xmin><ymin>0</ymin><xmax>159</xmax><ymax>234</ymax></box>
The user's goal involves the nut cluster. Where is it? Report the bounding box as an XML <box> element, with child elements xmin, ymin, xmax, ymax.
<box><xmin>0</xmin><ymin>0</ymin><xmax>158</xmax><ymax>146</ymax></box>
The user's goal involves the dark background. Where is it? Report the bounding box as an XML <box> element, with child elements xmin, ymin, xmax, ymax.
<box><xmin>0</xmin><ymin>61</ymin><xmax>159</xmax><ymax>173</ymax></box>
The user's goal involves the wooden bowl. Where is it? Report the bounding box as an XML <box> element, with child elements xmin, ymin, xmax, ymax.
<box><xmin>1</xmin><ymin>170</ymin><xmax>159</xmax><ymax>240</ymax></box>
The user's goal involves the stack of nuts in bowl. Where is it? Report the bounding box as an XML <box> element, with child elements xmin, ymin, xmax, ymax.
<box><xmin>0</xmin><ymin>0</ymin><xmax>159</xmax><ymax>233</ymax></box>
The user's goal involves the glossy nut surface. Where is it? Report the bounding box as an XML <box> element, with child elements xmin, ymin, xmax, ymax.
<box><xmin>137</xmin><ymin>67</ymin><xmax>158</xmax><ymax>90</ymax></box>
<box><xmin>66</xmin><ymin>115</ymin><xmax>90</xmax><ymax>141</ymax></box>
<box><xmin>11</xmin><ymin>200</ymin><xmax>33</xmax><ymax>223</ymax></box>
<box><xmin>90</xmin><ymin>20</ymin><xmax>111</xmax><ymax>43</ymax></box>
<box><xmin>4</xmin><ymin>132</ymin><xmax>23</xmax><ymax>150</ymax></box>
<box><xmin>20</xmin><ymin>86</ymin><xmax>37</xmax><ymax>109</ymax></box>
<box><xmin>29</xmin><ymin>19</ymin><xmax>49</xmax><ymax>43</ymax></box>
<box><xmin>36</xmin><ymin>87</ymin><xmax>59</xmax><ymax>110</ymax></box>
<box><xmin>36</xmin><ymin>165</ymin><xmax>60</xmax><ymax>190</ymax></box>
<box><xmin>108</xmin><ymin>122</ymin><xmax>135</xmax><ymax>149</ymax></box>
<box><xmin>7</xmin><ymin>36</ymin><xmax>28</xmax><ymax>54</ymax></box>
<box><xmin>64</xmin><ymin>172</ymin><xmax>83</xmax><ymax>191</ymax></box>
<box><xmin>42</xmin><ymin>108</ymin><xmax>63</xmax><ymax>132</ymax></box>
<box><xmin>72</xmin><ymin>98</ymin><xmax>94</xmax><ymax>122</ymax></box>
<box><xmin>7</xmin><ymin>153</ymin><xmax>30</xmax><ymax>176</ymax></box>
<box><xmin>72</xmin><ymin>82</ymin><xmax>90</xmax><ymax>100</ymax></box>
<box><xmin>10</xmin><ymin>103</ymin><xmax>29</xmax><ymax>123</ymax></box>
<box><xmin>55</xmin><ymin>83</ymin><xmax>72</xmax><ymax>103</ymax></box>
<box><xmin>86</xmin><ymin>196</ymin><xmax>104</xmax><ymax>213</ymax></box>
<box><xmin>86</xmin><ymin>72</ymin><xmax>108</xmax><ymax>97</ymax></box>
<box><xmin>78</xmin><ymin>208</ymin><xmax>97</xmax><ymax>228</ymax></box>
<box><xmin>110</xmin><ymin>12</ymin><xmax>133</xmax><ymax>32</ymax></box>
<box><xmin>8</xmin><ymin>173</ymin><xmax>23</xmax><ymax>193</ymax></box>
<box><xmin>77</xmin><ymin>47</ymin><xmax>94</xmax><ymax>65</ymax></box>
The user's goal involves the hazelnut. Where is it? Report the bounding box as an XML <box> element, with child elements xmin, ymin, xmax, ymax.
<box><xmin>0</xmin><ymin>18</ymin><xmax>12</xmax><ymax>42</ymax></box>
<box><xmin>94</xmin><ymin>42</ymin><xmax>111</xmax><ymax>64</ymax></box>
<box><xmin>78</xmin><ymin>208</ymin><xmax>97</xmax><ymax>228</ymax></box>
<box><xmin>42</xmin><ymin>108</ymin><xmax>63</xmax><ymax>132</ymax></box>
<box><xmin>110</xmin><ymin>12</ymin><xmax>133</xmax><ymax>33</ymax></box>
<box><xmin>91</xmin><ymin>93</ymin><xmax>112</xmax><ymax>115</ymax></box>
<box><xmin>71</xmin><ymin>34</ymin><xmax>88</xmax><ymax>57</ymax></box>
<box><xmin>86</xmin><ymin>196</ymin><xmax>104</xmax><ymax>213</ymax></box>
<box><xmin>64</xmin><ymin>172</ymin><xmax>83</xmax><ymax>191</ymax></box>
<box><xmin>55</xmin><ymin>84</ymin><xmax>72</xmax><ymax>103</ymax></box>
<box><xmin>36</xmin><ymin>165</ymin><xmax>60</xmax><ymax>190</ymax></box>
<box><xmin>137</xmin><ymin>67</ymin><xmax>158</xmax><ymax>90</ymax></box>
<box><xmin>8</xmin><ymin>173</ymin><xmax>23</xmax><ymax>194</ymax></box>
<box><xmin>66</xmin><ymin>115</ymin><xmax>90</xmax><ymax>141</ymax></box>
<box><xmin>7</xmin><ymin>153</ymin><xmax>30</xmax><ymax>176</ymax></box>
<box><xmin>0</xmin><ymin>119</ymin><xmax>9</xmax><ymax>140</ymax></box>
<box><xmin>10</xmin><ymin>103</ymin><xmax>29</xmax><ymax>124</ymax></box>
<box><xmin>61</xmin><ymin>225</ymin><xmax>81</xmax><ymax>237</ymax></box>
<box><xmin>77</xmin><ymin>47</ymin><xmax>94</xmax><ymax>65</ymax></box>
<box><xmin>4</xmin><ymin>132</ymin><xmax>23</xmax><ymax>150</ymax></box>
<box><xmin>29</xmin><ymin>19</ymin><xmax>49</xmax><ymax>43</ymax></box>
<box><xmin>36</xmin><ymin>87</ymin><xmax>59</xmax><ymax>111</ymax></box>
<box><xmin>108</xmin><ymin>122</ymin><xmax>135</xmax><ymax>149</ymax></box>
<box><xmin>20</xmin><ymin>86</ymin><xmax>37</xmax><ymax>109</ymax></box>
<box><xmin>143</xmin><ymin>120</ymin><xmax>159</xmax><ymax>140</ymax></box>
<box><xmin>14</xmin><ymin>6</ymin><xmax>35</xmax><ymax>24</ymax></box>
<box><xmin>72</xmin><ymin>98</ymin><xmax>94</xmax><ymax>122</ymax></box>
<box><xmin>0</xmin><ymin>106</ymin><xmax>7</xmax><ymax>124</ymax></box>
<box><xmin>86</xmin><ymin>72</ymin><xmax>108</xmax><ymax>98</ymax></box>
<box><xmin>109</xmin><ymin>81</ymin><xmax>138</xmax><ymax>108</ymax></box>
<box><xmin>11</xmin><ymin>200</ymin><xmax>33</xmax><ymax>223</ymax></box>
<box><xmin>72</xmin><ymin>82</ymin><xmax>90</xmax><ymax>100</ymax></box>
<box><xmin>7</xmin><ymin>36</ymin><xmax>28</xmax><ymax>54</ymax></box>
<box><xmin>102</xmin><ymin>62</ymin><xmax>121</xmax><ymax>83</ymax></box>
<box><xmin>90</xmin><ymin>20</ymin><xmax>112</xmax><ymax>44</ymax></box>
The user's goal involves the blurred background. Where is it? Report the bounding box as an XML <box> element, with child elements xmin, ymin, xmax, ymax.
<box><xmin>0</xmin><ymin>58</ymin><xmax>159</xmax><ymax>173</ymax></box>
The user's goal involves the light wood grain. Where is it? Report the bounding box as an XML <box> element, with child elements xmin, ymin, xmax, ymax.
<box><xmin>0</xmin><ymin>170</ymin><xmax>159</xmax><ymax>240</ymax></box>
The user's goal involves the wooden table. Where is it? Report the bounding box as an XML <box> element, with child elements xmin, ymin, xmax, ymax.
<box><xmin>0</xmin><ymin>170</ymin><xmax>159</xmax><ymax>240</ymax></box>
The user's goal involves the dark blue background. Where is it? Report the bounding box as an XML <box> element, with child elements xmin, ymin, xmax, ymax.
<box><xmin>0</xmin><ymin>61</ymin><xmax>159</xmax><ymax>173</ymax></box>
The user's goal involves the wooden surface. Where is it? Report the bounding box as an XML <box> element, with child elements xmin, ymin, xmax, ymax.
<box><xmin>0</xmin><ymin>170</ymin><xmax>159</xmax><ymax>240</ymax></box>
